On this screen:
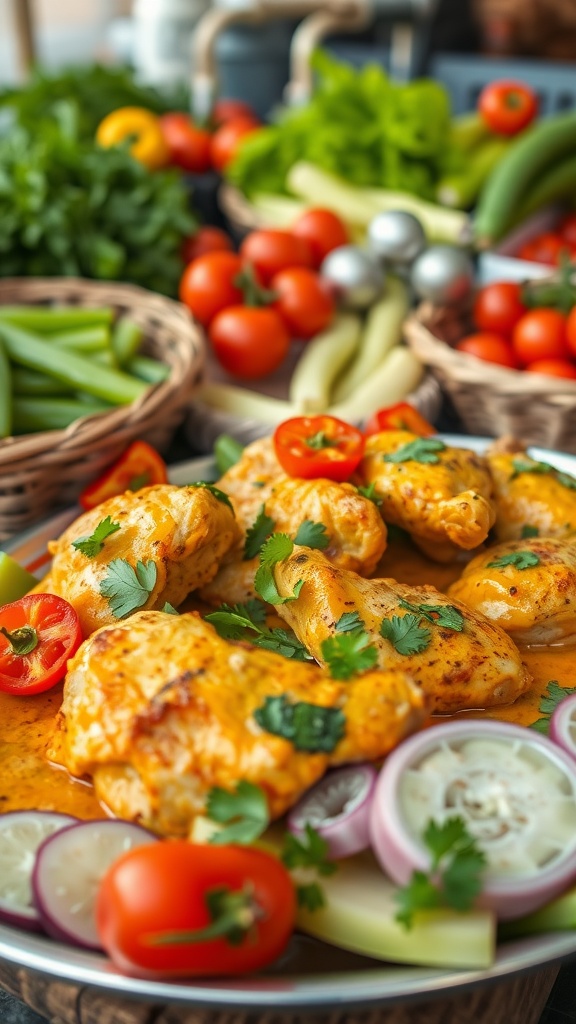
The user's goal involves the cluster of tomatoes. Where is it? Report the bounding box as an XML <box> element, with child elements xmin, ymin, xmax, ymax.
<box><xmin>160</xmin><ymin>97</ymin><xmax>261</xmax><ymax>176</ymax></box>
<box><xmin>514</xmin><ymin>214</ymin><xmax>576</xmax><ymax>267</ymax></box>
<box><xmin>457</xmin><ymin>280</ymin><xmax>576</xmax><ymax>379</ymax></box>
<box><xmin>179</xmin><ymin>211</ymin><xmax>349</xmax><ymax>379</ymax></box>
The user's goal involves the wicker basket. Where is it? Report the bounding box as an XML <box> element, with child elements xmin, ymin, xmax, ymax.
<box><xmin>0</xmin><ymin>278</ymin><xmax>205</xmax><ymax>539</ymax></box>
<box><xmin>404</xmin><ymin>299</ymin><xmax>576</xmax><ymax>453</ymax></box>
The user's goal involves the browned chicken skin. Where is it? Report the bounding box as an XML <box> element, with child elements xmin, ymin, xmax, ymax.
<box><xmin>486</xmin><ymin>441</ymin><xmax>576</xmax><ymax>542</ymax></box>
<box><xmin>273</xmin><ymin>547</ymin><xmax>532</xmax><ymax>714</ymax></box>
<box><xmin>52</xmin><ymin>611</ymin><xmax>425</xmax><ymax>836</ymax></box>
<box><xmin>360</xmin><ymin>431</ymin><xmax>496</xmax><ymax>562</ymax></box>
<box><xmin>216</xmin><ymin>436</ymin><xmax>285</xmax><ymax>527</ymax></box>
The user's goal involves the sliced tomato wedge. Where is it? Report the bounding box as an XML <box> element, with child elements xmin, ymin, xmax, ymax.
<box><xmin>0</xmin><ymin>594</ymin><xmax>82</xmax><ymax>695</ymax></box>
<box><xmin>364</xmin><ymin>403</ymin><xmax>435</xmax><ymax>437</ymax></box>
<box><xmin>79</xmin><ymin>441</ymin><xmax>168</xmax><ymax>511</ymax></box>
<box><xmin>273</xmin><ymin>416</ymin><xmax>365</xmax><ymax>482</ymax></box>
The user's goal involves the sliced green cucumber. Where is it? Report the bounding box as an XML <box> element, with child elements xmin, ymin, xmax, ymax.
<box><xmin>0</xmin><ymin>553</ymin><xmax>38</xmax><ymax>605</ymax></box>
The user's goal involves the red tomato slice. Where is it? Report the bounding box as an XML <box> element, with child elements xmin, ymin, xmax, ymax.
<box><xmin>274</xmin><ymin>416</ymin><xmax>365</xmax><ymax>482</ymax></box>
<box><xmin>0</xmin><ymin>594</ymin><xmax>82</xmax><ymax>695</ymax></box>
<box><xmin>79</xmin><ymin>441</ymin><xmax>168</xmax><ymax>511</ymax></box>
<box><xmin>364</xmin><ymin>403</ymin><xmax>435</xmax><ymax>437</ymax></box>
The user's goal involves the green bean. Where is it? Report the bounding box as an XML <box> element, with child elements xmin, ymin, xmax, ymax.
<box><xmin>12</xmin><ymin>396</ymin><xmax>109</xmax><ymax>434</ymax></box>
<box><xmin>0</xmin><ymin>306</ymin><xmax>114</xmax><ymax>332</ymax></box>
<box><xmin>12</xmin><ymin>367</ymin><xmax>72</xmax><ymax>398</ymax></box>
<box><xmin>126</xmin><ymin>354</ymin><xmax>170</xmax><ymax>384</ymax></box>
<box><xmin>50</xmin><ymin>325</ymin><xmax>110</xmax><ymax>353</ymax></box>
<box><xmin>91</xmin><ymin>349</ymin><xmax>118</xmax><ymax>368</ymax></box>
<box><xmin>0</xmin><ymin>321</ymin><xmax>147</xmax><ymax>406</ymax></box>
<box><xmin>112</xmin><ymin>317</ymin><xmax>143</xmax><ymax>366</ymax></box>
<box><xmin>0</xmin><ymin>338</ymin><xmax>12</xmax><ymax>438</ymax></box>
<box><xmin>214</xmin><ymin>434</ymin><xmax>244</xmax><ymax>475</ymax></box>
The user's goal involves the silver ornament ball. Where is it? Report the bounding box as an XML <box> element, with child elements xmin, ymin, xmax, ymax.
<box><xmin>368</xmin><ymin>210</ymin><xmax>426</xmax><ymax>265</ymax></box>
<box><xmin>320</xmin><ymin>245</ymin><xmax>385</xmax><ymax>310</ymax></box>
<box><xmin>410</xmin><ymin>245</ymin><xmax>474</xmax><ymax>305</ymax></box>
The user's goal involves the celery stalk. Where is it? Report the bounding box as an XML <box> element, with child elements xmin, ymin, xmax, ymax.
<box><xmin>0</xmin><ymin>337</ymin><xmax>12</xmax><ymax>438</ymax></box>
<box><xmin>50</xmin><ymin>326</ymin><xmax>110</xmax><ymax>353</ymax></box>
<box><xmin>12</xmin><ymin>396</ymin><xmax>110</xmax><ymax>434</ymax></box>
<box><xmin>126</xmin><ymin>354</ymin><xmax>169</xmax><ymax>384</ymax></box>
<box><xmin>0</xmin><ymin>306</ymin><xmax>114</xmax><ymax>332</ymax></box>
<box><xmin>12</xmin><ymin>367</ymin><xmax>72</xmax><ymax>398</ymax></box>
<box><xmin>112</xmin><ymin>317</ymin><xmax>144</xmax><ymax>366</ymax></box>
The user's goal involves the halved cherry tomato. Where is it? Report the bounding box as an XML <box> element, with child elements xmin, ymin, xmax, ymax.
<box><xmin>512</xmin><ymin>309</ymin><xmax>569</xmax><ymax>366</ymax></box>
<box><xmin>96</xmin><ymin>841</ymin><xmax>296</xmax><ymax>978</ymax></box>
<box><xmin>271</xmin><ymin>267</ymin><xmax>334</xmax><ymax>339</ymax></box>
<box><xmin>525</xmin><ymin>358</ymin><xmax>576</xmax><ymax>380</ymax></box>
<box><xmin>181</xmin><ymin>226</ymin><xmax>233</xmax><ymax>264</ymax></box>
<box><xmin>291</xmin><ymin>209</ymin><xmax>349</xmax><ymax>269</ymax></box>
<box><xmin>209</xmin><ymin>306</ymin><xmax>290</xmax><ymax>379</ymax></box>
<box><xmin>0</xmin><ymin>594</ymin><xmax>82</xmax><ymax>695</ymax></box>
<box><xmin>473</xmin><ymin>281</ymin><xmax>526</xmax><ymax>336</ymax></box>
<box><xmin>212</xmin><ymin>98</ymin><xmax>258</xmax><ymax>126</ymax></box>
<box><xmin>210</xmin><ymin>117</ymin><xmax>260</xmax><ymax>174</ymax></box>
<box><xmin>273</xmin><ymin>416</ymin><xmax>365</xmax><ymax>482</ymax></box>
<box><xmin>456</xmin><ymin>332</ymin><xmax>519</xmax><ymax>368</ymax></box>
<box><xmin>79</xmin><ymin>440</ymin><xmax>168</xmax><ymax>511</ymax></box>
<box><xmin>364</xmin><ymin>403</ymin><xmax>435</xmax><ymax>437</ymax></box>
<box><xmin>159</xmin><ymin>113</ymin><xmax>212</xmax><ymax>173</ymax></box>
<box><xmin>478</xmin><ymin>80</ymin><xmax>538</xmax><ymax>136</ymax></box>
<box><xmin>240</xmin><ymin>230</ymin><xmax>314</xmax><ymax>286</ymax></box>
<box><xmin>179</xmin><ymin>251</ymin><xmax>244</xmax><ymax>327</ymax></box>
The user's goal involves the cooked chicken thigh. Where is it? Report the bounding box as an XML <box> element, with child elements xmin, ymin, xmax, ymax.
<box><xmin>201</xmin><ymin>477</ymin><xmax>387</xmax><ymax>606</ymax></box>
<box><xmin>448</xmin><ymin>536</ymin><xmax>576</xmax><ymax>646</ymax></box>
<box><xmin>486</xmin><ymin>439</ymin><xmax>576</xmax><ymax>542</ymax></box>
<box><xmin>36</xmin><ymin>485</ymin><xmax>240</xmax><ymax>636</ymax></box>
<box><xmin>360</xmin><ymin>431</ymin><xmax>495</xmax><ymax>562</ymax></box>
<box><xmin>273</xmin><ymin>547</ymin><xmax>532</xmax><ymax>713</ymax></box>
<box><xmin>51</xmin><ymin>610</ymin><xmax>426</xmax><ymax>835</ymax></box>
<box><xmin>217</xmin><ymin>436</ymin><xmax>286</xmax><ymax>527</ymax></box>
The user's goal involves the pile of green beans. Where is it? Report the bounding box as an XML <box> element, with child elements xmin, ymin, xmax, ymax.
<box><xmin>0</xmin><ymin>306</ymin><xmax>169</xmax><ymax>438</ymax></box>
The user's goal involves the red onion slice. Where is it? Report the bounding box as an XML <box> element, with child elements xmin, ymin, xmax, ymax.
<box><xmin>32</xmin><ymin>818</ymin><xmax>158</xmax><ymax>949</ymax></box>
<box><xmin>370</xmin><ymin>719</ymin><xmax>576</xmax><ymax>920</ymax></box>
<box><xmin>0</xmin><ymin>810</ymin><xmax>78</xmax><ymax>931</ymax></box>
<box><xmin>550</xmin><ymin>693</ymin><xmax>576</xmax><ymax>763</ymax></box>
<box><xmin>288</xmin><ymin>764</ymin><xmax>377</xmax><ymax>860</ymax></box>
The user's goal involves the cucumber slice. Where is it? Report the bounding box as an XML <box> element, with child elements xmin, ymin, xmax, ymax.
<box><xmin>0</xmin><ymin>552</ymin><xmax>38</xmax><ymax>605</ymax></box>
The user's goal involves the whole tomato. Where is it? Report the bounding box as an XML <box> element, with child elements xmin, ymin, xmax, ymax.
<box><xmin>209</xmin><ymin>306</ymin><xmax>290</xmax><ymax>378</ymax></box>
<box><xmin>525</xmin><ymin>358</ymin><xmax>576</xmax><ymax>379</ymax></box>
<box><xmin>517</xmin><ymin>232</ymin><xmax>567</xmax><ymax>266</ymax></box>
<box><xmin>159</xmin><ymin>113</ymin><xmax>212</xmax><ymax>173</ymax></box>
<box><xmin>478</xmin><ymin>80</ymin><xmax>538</xmax><ymax>136</ymax></box>
<box><xmin>240</xmin><ymin>230</ymin><xmax>313</xmax><ymax>285</ymax></box>
<box><xmin>291</xmin><ymin>209</ymin><xmax>349</xmax><ymax>269</ymax></box>
<box><xmin>272</xmin><ymin>267</ymin><xmax>335</xmax><ymax>339</ymax></box>
<box><xmin>179</xmin><ymin>251</ymin><xmax>243</xmax><ymax>327</ymax></box>
<box><xmin>512</xmin><ymin>308</ymin><xmax>569</xmax><ymax>365</ymax></box>
<box><xmin>210</xmin><ymin>117</ymin><xmax>260</xmax><ymax>173</ymax></box>
<box><xmin>213</xmin><ymin>98</ymin><xmax>258</xmax><ymax>125</ymax></box>
<box><xmin>473</xmin><ymin>281</ymin><xmax>526</xmax><ymax>336</ymax></box>
<box><xmin>96</xmin><ymin>841</ymin><xmax>296</xmax><ymax>978</ymax></box>
<box><xmin>560</xmin><ymin>214</ymin><xmax>576</xmax><ymax>248</ymax></box>
<box><xmin>181</xmin><ymin>226</ymin><xmax>233</xmax><ymax>264</ymax></box>
<box><xmin>456</xmin><ymin>332</ymin><xmax>519</xmax><ymax>368</ymax></box>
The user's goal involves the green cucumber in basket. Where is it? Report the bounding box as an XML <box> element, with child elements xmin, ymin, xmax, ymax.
<box><xmin>513</xmin><ymin>152</ymin><xmax>576</xmax><ymax>225</ymax></box>
<box><xmin>0</xmin><ymin>306</ymin><xmax>114</xmax><ymax>332</ymax></box>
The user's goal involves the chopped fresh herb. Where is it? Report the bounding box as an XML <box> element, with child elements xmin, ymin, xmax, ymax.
<box><xmin>398</xmin><ymin>598</ymin><xmax>464</xmax><ymax>632</ymax></box>
<box><xmin>383</xmin><ymin>438</ymin><xmax>446</xmax><ymax>465</ymax></box>
<box><xmin>205</xmin><ymin>601</ymin><xmax>311</xmax><ymax>661</ymax></box>
<box><xmin>335</xmin><ymin>611</ymin><xmax>365</xmax><ymax>633</ymax></box>
<box><xmin>355</xmin><ymin>482</ymin><xmax>383</xmax><ymax>508</ymax></box>
<box><xmin>294</xmin><ymin>520</ymin><xmax>330</xmax><ymax>550</ymax></box>
<box><xmin>281</xmin><ymin>823</ymin><xmax>337</xmax><ymax>876</ymax></box>
<box><xmin>521</xmin><ymin>525</ymin><xmax>539</xmax><ymax>539</ymax></box>
<box><xmin>487</xmin><ymin>550</ymin><xmax>540</xmax><ymax>570</ymax></box>
<box><xmin>254</xmin><ymin>534</ymin><xmax>304</xmax><ymax>605</ymax></box>
<box><xmin>511</xmin><ymin>458</ymin><xmax>576</xmax><ymax>491</ymax></box>
<box><xmin>254</xmin><ymin>694</ymin><xmax>345</xmax><ymax>752</ymax></box>
<box><xmin>395</xmin><ymin>816</ymin><xmax>486</xmax><ymax>929</ymax></box>
<box><xmin>253</xmin><ymin>628</ymin><xmax>311</xmax><ymax>661</ymax></box>
<box><xmin>557</xmin><ymin>472</ymin><xmax>576</xmax><ymax>491</ymax></box>
<box><xmin>162</xmin><ymin>602</ymin><xmax>179</xmax><ymax>615</ymax></box>
<box><xmin>128</xmin><ymin>472</ymin><xmax>150</xmax><ymax>491</ymax></box>
<box><xmin>188</xmin><ymin>482</ymin><xmax>234</xmax><ymax>513</ymax></box>
<box><xmin>214</xmin><ymin>433</ymin><xmax>244</xmax><ymax>475</ymax></box>
<box><xmin>305</xmin><ymin>430</ymin><xmax>338</xmax><ymax>450</ymax></box>
<box><xmin>530</xmin><ymin>680</ymin><xmax>576</xmax><ymax>734</ymax></box>
<box><xmin>321</xmin><ymin>630</ymin><xmax>378</xmax><ymax>680</ymax></box>
<box><xmin>296</xmin><ymin>882</ymin><xmax>326</xmax><ymax>912</ymax></box>
<box><xmin>71</xmin><ymin>516</ymin><xmax>121</xmax><ymax>558</ymax></box>
<box><xmin>252</xmin><ymin>480</ymin><xmax>266</xmax><ymax>489</ymax></box>
<box><xmin>99</xmin><ymin>558</ymin><xmax>157</xmax><ymax>618</ymax></box>
<box><xmin>380</xmin><ymin>614</ymin><xmax>431</xmax><ymax>656</ymax></box>
<box><xmin>244</xmin><ymin>505</ymin><xmax>275</xmax><ymax>560</ymax></box>
<box><xmin>206</xmin><ymin>780</ymin><xmax>270</xmax><ymax>845</ymax></box>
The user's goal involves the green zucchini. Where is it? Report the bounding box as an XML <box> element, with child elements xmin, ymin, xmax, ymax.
<box><xmin>474</xmin><ymin>113</ymin><xmax>576</xmax><ymax>246</ymax></box>
<box><xmin>514</xmin><ymin>153</ymin><xmax>576</xmax><ymax>224</ymax></box>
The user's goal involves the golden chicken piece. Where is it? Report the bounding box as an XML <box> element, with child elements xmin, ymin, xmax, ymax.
<box><xmin>217</xmin><ymin>436</ymin><xmax>286</xmax><ymax>527</ymax></box>
<box><xmin>486</xmin><ymin>439</ymin><xmax>576</xmax><ymax>542</ymax></box>
<box><xmin>360</xmin><ymin>431</ymin><xmax>496</xmax><ymax>562</ymax></box>
<box><xmin>273</xmin><ymin>547</ymin><xmax>532</xmax><ymax>714</ymax></box>
<box><xmin>448</xmin><ymin>536</ymin><xmax>576</xmax><ymax>646</ymax></box>
<box><xmin>51</xmin><ymin>610</ymin><xmax>426</xmax><ymax>836</ymax></box>
<box><xmin>201</xmin><ymin>477</ymin><xmax>387</xmax><ymax>607</ymax></box>
<box><xmin>37</xmin><ymin>485</ymin><xmax>240</xmax><ymax>636</ymax></box>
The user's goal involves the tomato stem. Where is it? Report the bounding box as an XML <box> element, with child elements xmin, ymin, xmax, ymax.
<box><xmin>0</xmin><ymin>625</ymin><xmax>39</xmax><ymax>656</ymax></box>
<box><xmin>234</xmin><ymin>265</ymin><xmax>277</xmax><ymax>308</ymax></box>
<box><xmin>305</xmin><ymin>430</ymin><xmax>338</xmax><ymax>450</ymax></box>
<box><xmin>146</xmin><ymin>885</ymin><xmax>262</xmax><ymax>948</ymax></box>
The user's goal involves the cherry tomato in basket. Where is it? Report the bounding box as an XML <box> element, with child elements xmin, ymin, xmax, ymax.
<box><xmin>478</xmin><ymin>80</ymin><xmax>538</xmax><ymax>136</ymax></box>
<box><xmin>525</xmin><ymin>358</ymin><xmax>576</xmax><ymax>380</ymax></box>
<box><xmin>473</xmin><ymin>281</ymin><xmax>526</xmax><ymax>336</ymax></box>
<box><xmin>456</xmin><ymin>332</ymin><xmax>519</xmax><ymax>368</ymax></box>
<box><xmin>240</xmin><ymin>230</ymin><xmax>314</xmax><ymax>285</ymax></box>
<box><xmin>181</xmin><ymin>226</ymin><xmax>233</xmax><ymax>264</ymax></box>
<box><xmin>179</xmin><ymin>251</ymin><xmax>244</xmax><ymax>327</ymax></box>
<box><xmin>0</xmin><ymin>594</ymin><xmax>82</xmax><ymax>695</ymax></box>
<box><xmin>209</xmin><ymin>306</ymin><xmax>290</xmax><ymax>379</ymax></box>
<box><xmin>517</xmin><ymin>232</ymin><xmax>568</xmax><ymax>267</ymax></box>
<box><xmin>96</xmin><ymin>841</ymin><xmax>296</xmax><ymax>978</ymax></box>
<box><xmin>212</xmin><ymin>98</ymin><xmax>259</xmax><ymax>126</ymax></box>
<box><xmin>364</xmin><ymin>403</ymin><xmax>436</xmax><ymax>437</ymax></box>
<box><xmin>559</xmin><ymin>214</ymin><xmax>576</xmax><ymax>248</ymax></box>
<box><xmin>210</xmin><ymin>117</ymin><xmax>260</xmax><ymax>174</ymax></box>
<box><xmin>273</xmin><ymin>415</ymin><xmax>365</xmax><ymax>482</ymax></box>
<box><xmin>271</xmin><ymin>267</ymin><xmax>335</xmax><ymax>339</ymax></box>
<box><xmin>291</xmin><ymin>209</ymin><xmax>350</xmax><ymax>269</ymax></box>
<box><xmin>159</xmin><ymin>113</ymin><xmax>212</xmax><ymax>174</ymax></box>
<box><xmin>79</xmin><ymin>440</ymin><xmax>168</xmax><ymax>511</ymax></box>
<box><xmin>512</xmin><ymin>309</ymin><xmax>570</xmax><ymax>366</ymax></box>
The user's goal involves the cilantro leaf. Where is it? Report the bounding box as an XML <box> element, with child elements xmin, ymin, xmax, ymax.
<box><xmin>511</xmin><ymin>458</ymin><xmax>576</xmax><ymax>492</ymax></box>
<box><xmin>321</xmin><ymin>630</ymin><xmax>378</xmax><ymax>680</ymax></box>
<box><xmin>253</xmin><ymin>628</ymin><xmax>312</xmax><ymax>661</ymax></box>
<box><xmin>335</xmin><ymin>611</ymin><xmax>365</xmax><ymax>633</ymax></box>
<box><xmin>380</xmin><ymin>614</ymin><xmax>431</xmax><ymax>655</ymax></box>
<box><xmin>297</xmin><ymin>883</ymin><xmax>326</xmax><ymax>912</ymax></box>
<box><xmin>487</xmin><ymin>550</ymin><xmax>540</xmax><ymax>570</ymax></box>
<box><xmin>71</xmin><ymin>516</ymin><xmax>121</xmax><ymax>558</ymax></box>
<box><xmin>529</xmin><ymin>680</ymin><xmax>576</xmax><ymax>734</ymax></box>
<box><xmin>521</xmin><ymin>525</ymin><xmax>539</xmax><ymax>538</ymax></box>
<box><xmin>188</xmin><ymin>482</ymin><xmax>234</xmax><ymax>513</ymax></box>
<box><xmin>244</xmin><ymin>505</ymin><xmax>275</xmax><ymax>560</ymax></box>
<box><xmin>441</xmin><ymin>848</ymin><xmax>486</xmax><ymax>911</ymax></box>
<box><xmin>254</xmin><ymin>534</ymin><xmax>303</xmax><ymax>605</ymax></box>
<box><xmin>294</xmin><ymin>520</ymin><xmax>330</xmax><ymax>550</ymax></box>
<box><xmin>205</xmin><ymin>601</ymin><xmax>311</xmax><ymax>661</ymax></box>
<box><xmin>99</xmin><ymin>558</ymin><xmax>157</xmax><ymax>618</ymax></box>
<box><xmin>383</xmin><ymin>438</ymin><xmax>446</xmax><ymax>465</ymax></box>
<box><xmin>394</xmin><ymin>871</ymin><xmax>442</xmax><ymax>928</ymax></box>
<box><xmin>205</xmin><ymin>608</ymin><xmax>260</xmax><ymax>641</ymax></box>
<box><xmin>162</xmin><ymin>602</ymin><xmax>179</xmax><ymax>615</ymax></box>
<box><xmin>398</xmin><ymin>599</ymin><xmax>464</xmax><ymax>632</ymax></box>
<box><xmin>206</xmin><ymin>780</ymin><xmax>269</xmax><ymax>845</ymax></box>
<box><xmin>425</xmin><ymin>817</ymin><xmax>472</xmax><ymax>864</ymax></box>
<box><xmin>355</xmin><ymin>482</ymin><xmax>382</xmax><ymax>508</ymax></box>
<box><xmin>281</xmin><ymin>824</ymin><xmax>337</xmax><ymax>876</ymax></box>
<box><xmin>254</xmin><ymin>695</ymin><xmax>345</xmax><ymax>752</ymax></box>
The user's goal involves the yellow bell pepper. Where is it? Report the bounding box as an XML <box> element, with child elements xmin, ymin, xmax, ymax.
<box><xmin>96</xmin><ymin>107</ymin><xmax>170</xmax><ymax>171</ymax></box>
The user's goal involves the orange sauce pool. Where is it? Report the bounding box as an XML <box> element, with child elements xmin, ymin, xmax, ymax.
<box><xmin>0</xmin><ymin>537</ymin><xmax>574</xmax><ymax>818</ymax></box>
